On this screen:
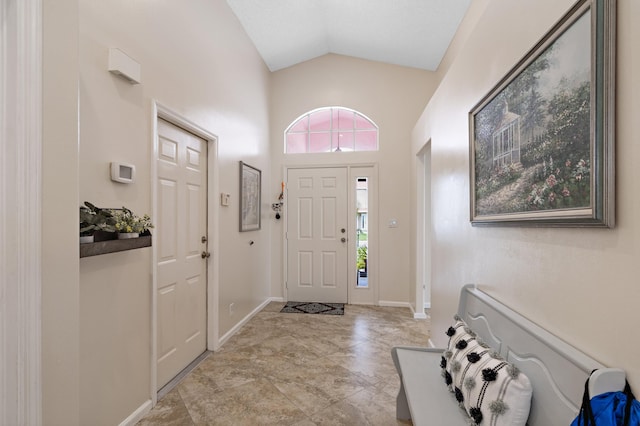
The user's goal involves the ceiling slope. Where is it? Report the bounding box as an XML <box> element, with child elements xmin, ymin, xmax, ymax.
<box><xmin>226</xmin><ymin>0</ymin><xmax>471</xmax><ymax>72</ymax></box>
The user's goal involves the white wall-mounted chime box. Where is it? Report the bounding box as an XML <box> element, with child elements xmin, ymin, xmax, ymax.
<box><xmin>110</xmin><ymin>162</ymin><xmax>136</xmax><ymax>184</ymax></box>
<box><xmin>108</xmin><ymin>48</ymin><xmax>141</xmax><ymax>84</ymax></box>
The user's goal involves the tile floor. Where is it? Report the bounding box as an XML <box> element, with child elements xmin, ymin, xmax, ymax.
<box><xmin>137</xmin><ymin>302</ymin><xmax>430</xmax><ymax>425</ymax></box>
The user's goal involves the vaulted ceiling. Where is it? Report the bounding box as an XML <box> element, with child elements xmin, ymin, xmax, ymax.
<box><xmin>226</xmin><ymin>0</ymin><xmax>472</xmax><ymax>72</ymax></box>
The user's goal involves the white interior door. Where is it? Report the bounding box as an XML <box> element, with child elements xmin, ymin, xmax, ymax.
<box><xmin>286</xmin><ymin>167</ymin><xmax>348</xmax><ymax>303</ymax></box>
<box><xmin>156</xmin><ymin>119</ymin><xmax>207</xmax><ymax>390</ymax></box>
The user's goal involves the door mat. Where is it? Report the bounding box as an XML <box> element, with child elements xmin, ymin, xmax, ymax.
<box><xmin>280</xmin><ymin>302</ymin><xmax>344</xmax><ymax>315</ymax></box>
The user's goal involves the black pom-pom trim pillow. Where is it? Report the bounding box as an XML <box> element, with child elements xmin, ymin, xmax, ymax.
<box><xmin>443</xmin><ymin>316</ymin><xmax>480</xmax><ymax>390</ymax></box>
<box><xmin>460</xmin><ymin>354</ymin><xmax>532</xmax><ymax>426</ymax></box>
<box><xmin>441</xmin><ymin>316</ymin><xmax>532</xmax><ymax>426</ymax></box>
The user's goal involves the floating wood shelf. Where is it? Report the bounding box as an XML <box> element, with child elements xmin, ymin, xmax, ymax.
<box><xmin>80</xmin><ymin>235</ymin><xmax>152</xmax><ymax>258</ymax></box>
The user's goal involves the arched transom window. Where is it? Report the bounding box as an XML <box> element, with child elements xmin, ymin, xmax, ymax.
<box><xmin>285</xmin><ymin>107</ymin><xmax>378</xmax><ymax>153</ymax></box>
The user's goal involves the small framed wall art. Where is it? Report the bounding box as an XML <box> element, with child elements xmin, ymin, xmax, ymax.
<box><xmin>239</xmin><ymin>161</ymin><xmax>261</xmax><ymax>232</ymax></box>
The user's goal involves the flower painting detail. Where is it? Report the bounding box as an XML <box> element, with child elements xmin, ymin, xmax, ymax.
<box><xmin>472</xmin><ymin>11</ymin><xmax>591</xmax><ymax>217</ymax></box>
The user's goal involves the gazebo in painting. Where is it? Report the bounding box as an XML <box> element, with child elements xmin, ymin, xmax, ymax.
<box><xmin>492</xmin><ymin>104</ymin><xmax>521</xmax><ymax>168</ymax></box>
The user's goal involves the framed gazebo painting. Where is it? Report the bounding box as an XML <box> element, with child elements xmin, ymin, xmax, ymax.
<box><xmin>469</xmin><ymin>0</ymin><xmax>615</xmax><ymax>227</ymax></box>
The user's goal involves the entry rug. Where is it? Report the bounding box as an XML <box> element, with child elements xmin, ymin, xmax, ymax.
<box><xmin>280</xmin><ymin>302</ymin><xmax>344</xmax><ymax>315</ymax></box>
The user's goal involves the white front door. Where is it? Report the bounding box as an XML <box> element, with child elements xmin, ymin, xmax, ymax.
<box><xmin>156</xmin><ymin>119</ymin><xmax>208</xmax><ymax>390</ymax></box>
<box><xmin>286</xmin><ymin>167</ymin><xmax>348</xmax><ymax>303</ymax></box>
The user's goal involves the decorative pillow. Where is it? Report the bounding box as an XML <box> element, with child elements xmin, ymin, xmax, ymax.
<box><xmin>442</xmin><ymin>316</ymin><xmax>483</xmax><ymax>389</ymax></box>
<box><xmin>441</xmin><ymin>316</ymin><xmax>533</xmax><ymax>426</ymax></box>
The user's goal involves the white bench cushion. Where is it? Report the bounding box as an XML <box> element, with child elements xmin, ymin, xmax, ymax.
<box><xmin>395</xmin><ymin>348</ymin><xmax>468</xmax><ymax>426</ymax></box>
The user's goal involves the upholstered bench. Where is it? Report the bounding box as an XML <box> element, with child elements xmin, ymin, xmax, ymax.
<box><xmin>392</xmin><ymin>284</ymin><xmax>626</xmax><ymax>426</ymax></box>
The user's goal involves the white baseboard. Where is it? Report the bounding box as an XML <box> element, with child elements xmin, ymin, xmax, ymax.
<box><xmin>378</xmin><ymin>300</ymin><xmax>411</xmax><ymax>308</ymax></box>
<box><xmin>379</xmin><ymin>300</ymin><xmax>429</xmax><ymax>319</ymax></box>
<box><xmin>217</xmin><ymin>298</ymin><xmax>273</xmax><ymax>348</ymax></box>
<box><xmin>269</xmin><ymin>296</ymin><xmax>284</xmax><ymax>302</ymax></box>
<box><xmin>410</xmin><ymin>303</ymin><xmax>428</xmax><ymax>319</ymax></box>
<box><xmin>119</xmin><ymin>400</ymin><xmax>152</xmax><ymax>426</ymax></box>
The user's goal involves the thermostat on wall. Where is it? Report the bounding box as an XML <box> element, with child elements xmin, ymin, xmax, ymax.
<box><xmin>110</xmin><ymin>162</ymin><xmax>136</xmax><ymax>184</ymax></box>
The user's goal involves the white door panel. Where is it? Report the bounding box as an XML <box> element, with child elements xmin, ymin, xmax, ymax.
<box><xmin>287</xmin><ymin>168</ymin><xmax>348</xmax><ymax>303</ymax></box>
<box><xmin>156</xmin><ymin>119</ymin><xmax>207</xmax><ymax>390</ymax></box>
<box><xmin>158</xmin><ymin>285</ymin><xmax>177</xmax><ymax>362</ymax></box>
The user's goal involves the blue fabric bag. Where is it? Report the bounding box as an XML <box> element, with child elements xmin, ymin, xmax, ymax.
<box><xmin>571</xmin><ymin>370</ymin><xmax>640</xmax><ymax>426</ymax></box>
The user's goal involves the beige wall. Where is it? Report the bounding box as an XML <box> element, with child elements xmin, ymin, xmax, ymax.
<box><xmin>269</xmin><ymin>54</ymin><xmax>438</xmax><ymax>307</ymax></box>
<box><xmin>412</xmin><ymin>0</ymin><xmax>640</xmax><ymax>389</ymax></box>
<box><xmin>42</xmin><ymin>0</ymin><xmax>81</xmax><ymax>424</ymax></box>
<box><xmin>43</xmin><ymin>0</ymin><xmax>274</xmax><ymax>424</ymax></box>
<box><xmin>434</xmin><ymin>0</ymin><xmax>490</xmax><ymax>84</ymax></box>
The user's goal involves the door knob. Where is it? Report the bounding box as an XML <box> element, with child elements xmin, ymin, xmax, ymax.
<box><xmin>341</xmin><ymin>237</ymin><xmax>346</xmax><ymax>243</ymax></box>
<box><xmin>201</xmin><ymin>236</ymin><xmax>208</xmax><ymax>243</ymax></box>
<box><xmin>341</xmin><ymin>228</ymin><xmax>346</xmax><ymax>233</ymax></box>
<box><xmin>201</xmin><ymin>251</ymin><xmax>211</xmax><ymax>259</ymax></box>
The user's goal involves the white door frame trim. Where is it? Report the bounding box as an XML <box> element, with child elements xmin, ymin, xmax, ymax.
<box><xmin>282</xmin><ymin>163</ymin><xmax>379</xmax><ymax>305</ymax></box>
<box><xmin>415</xmin><ymin>142</ymin><xmax>431</xmax><ymax>319</ymax></box>
<box><xmin>150</xmin><ymin>101</ymin><xmax>220</xmax><ymax>406</ymax></box>
<box><xmin>1</xmin><ymin>0</ymin><xmax>43</xmax><ymax>423</ymax></box>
